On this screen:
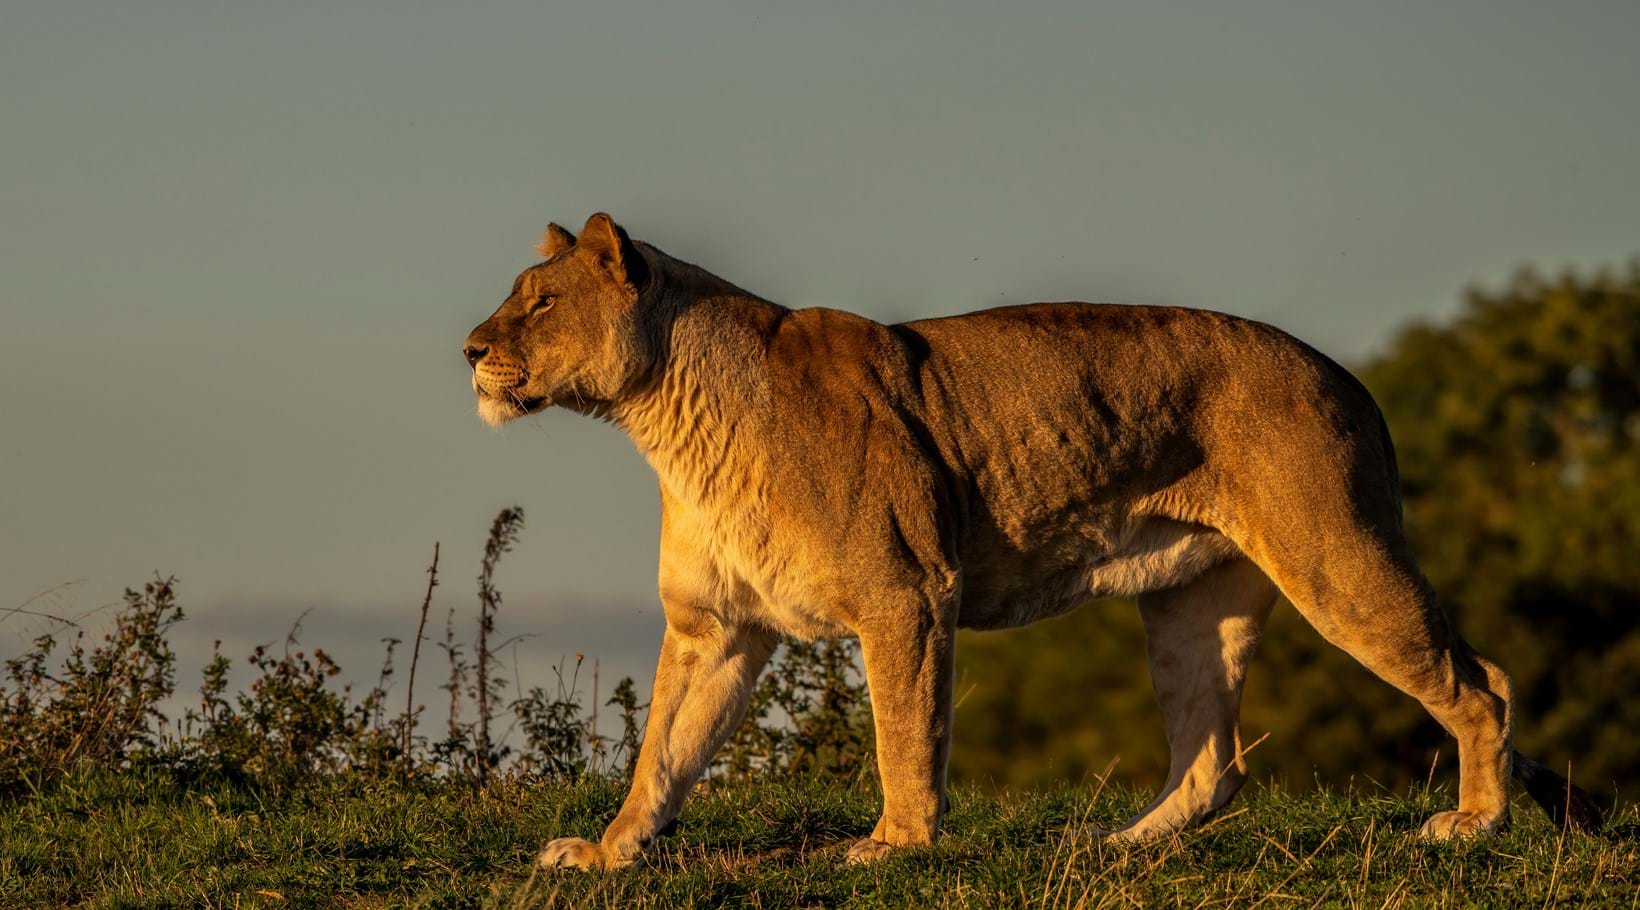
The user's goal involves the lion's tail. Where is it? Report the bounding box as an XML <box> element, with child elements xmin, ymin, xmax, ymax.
<box><xmin>1512</xmin><ymin>750</ymin><xmax>1604</xmax><ymax>833</ymax></box>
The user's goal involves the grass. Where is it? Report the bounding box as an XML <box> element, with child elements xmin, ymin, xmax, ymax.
<box><xmin>2</xmin><ymin>768</ymin><xmax>1635</xmax><ymax>909</ymax></box>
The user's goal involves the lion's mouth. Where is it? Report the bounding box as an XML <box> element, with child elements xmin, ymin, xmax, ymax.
<box><xmin>478</xmin><ymin>387</ymin><xmax>548</xmax><ymax>413</ymax></box>
<box><xmin>509</xmin><ymin>394</ymin><xmax>548</xmax><ymax>413</ymax></box>
<box><xmin>472</xmin><ymin>376</ymin><xmax>550</xmax><ymax>426</ymax></box>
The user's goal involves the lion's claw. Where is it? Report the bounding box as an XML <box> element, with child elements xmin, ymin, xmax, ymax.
<box><xmin>1418</xmin><ymin>810</ymin><xmax>1505</xmax><ymax>840</ymax></box>
<box><xmin>537</xmin><ymin>836</ymin><xmax>607</xmax><ymax>870</ymax></box>
<box><xmin>844</xmin><ymin>837</ymin><xmax>897</xmax><ymax>865</ymax></box>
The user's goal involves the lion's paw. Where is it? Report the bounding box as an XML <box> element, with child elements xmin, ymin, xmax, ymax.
<box><xmin>844</xmin><ymin>837</ymin><xmax>898</xmax><ymax>865</ymax></box>
<box><xmin>537</xmin><ymin>836</ymin><xmax>611</xmax><ymax>870</ymax></box>
<box><xmin>1100</xmin><ymin>826</ymin><xmax>1155</xmax><ymax>846</ymax></box>
<box><xmin>1418</xmin><ymin>810</ymin><xmax>1505</xmax><ymax>840</ymax></box>
<box><xmin>1100</xmin><ymin>817</ymin><xmax>1185</xmax><ymax>845</ymax></box>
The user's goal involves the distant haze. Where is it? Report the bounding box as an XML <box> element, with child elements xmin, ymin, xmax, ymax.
<box><xmin>3</xmin><ymin>1</ymin><xmax>1638</xmax><ymax>703</ymax></box>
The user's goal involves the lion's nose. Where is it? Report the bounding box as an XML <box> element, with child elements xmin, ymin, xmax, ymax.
<box><xmin>463</xmin><ymin>344</ymin><xmax>488</xmax><ymax>368</ymax></box>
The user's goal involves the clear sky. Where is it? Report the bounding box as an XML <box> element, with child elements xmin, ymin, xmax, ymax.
<box><xmin>3</xmin><ymin>1</ymin><xmax>1638</xmax><ymax>703</ymax></box>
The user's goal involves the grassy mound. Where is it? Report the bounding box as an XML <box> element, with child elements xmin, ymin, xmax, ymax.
<box><xmin>3</xmin><ymin>767</ymin><xmax>1634</xmax><ymax>908</ymax></box>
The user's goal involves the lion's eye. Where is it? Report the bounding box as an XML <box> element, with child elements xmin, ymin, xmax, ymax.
<box><xmin>529</xmin><ymin>294</ymin><xmax>557</xmax><ymax>315</ymax></box>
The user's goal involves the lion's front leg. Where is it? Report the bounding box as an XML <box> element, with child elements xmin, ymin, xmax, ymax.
<box><xmin>847</xmin><ymin>590</ymin><xmax>958</xmax><ymax>865</ymax></box>
<box><xmin>539</xmin><ymin>621</ymin><xmax>777</xmax><ymax>871</ymax></box>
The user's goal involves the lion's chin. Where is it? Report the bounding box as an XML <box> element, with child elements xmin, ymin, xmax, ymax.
<box><xmin>476</xmin><ymin>392</ymin><xmax>549</xmax><ymax>428</ymax></box>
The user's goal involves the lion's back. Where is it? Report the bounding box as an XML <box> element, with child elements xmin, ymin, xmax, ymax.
<box><xmin>900</xmin><ymin>301</ymin><xmax>1374</xmax><ymax>439</ymax></box>
<box><xmin>894</xmin><ymin>301</ymin><xmax>1395</xmax><ymax>529</ymax></box>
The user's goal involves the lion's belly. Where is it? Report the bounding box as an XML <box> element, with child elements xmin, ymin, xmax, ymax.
<box><xmin>671</xmin><ymin>491</ymin><xmax>1238</xmax><ymax>640</ymax></box>
<box><xmin>955</xmin><ymin>518</ymin><xmax>1240</xmax><ymax>630</ymax></box>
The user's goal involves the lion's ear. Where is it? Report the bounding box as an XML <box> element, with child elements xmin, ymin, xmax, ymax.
<box><xmin>535</xmin><ymin>223</ymin><xmax>576</xmax><ymax>259</ymax></box>
<box><xmin>576</xmin><ymin>213</ymin><xmax>649</xmax><ymax>292</ymax></box>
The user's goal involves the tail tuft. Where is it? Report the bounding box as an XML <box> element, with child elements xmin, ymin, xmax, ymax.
<box><xmin>1513</xmin><ymin>751</ymin><xmax>1604</xmax><ymax>834</ymax></box>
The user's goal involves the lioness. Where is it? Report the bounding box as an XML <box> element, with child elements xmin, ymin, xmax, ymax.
<box><xmin>463</xmin><ymin>213</ymin><xmax>1600</xmax><ymax>869</ymax></box>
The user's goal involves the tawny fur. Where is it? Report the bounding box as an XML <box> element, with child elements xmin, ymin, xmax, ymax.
<box><xmin>462</xmin><ymin>214</ymin><xmax>1602</xmax><ymax>870</ymax></box>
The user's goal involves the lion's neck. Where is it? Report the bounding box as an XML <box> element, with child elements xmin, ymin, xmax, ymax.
<box><xmin>611</xmin><ymin>289</ymin><xmax>783</xmax><ymax>510</ymax></box>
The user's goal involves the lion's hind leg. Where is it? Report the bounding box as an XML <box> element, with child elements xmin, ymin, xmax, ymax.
<box><xmin>1107</xmin><ymin>557</ymin><xmax>1277</xmax><ymax>843</ymax></box>
<box><xmin>1241</xmin><ymin>522</ymin><xmax>1515</xmax><ymax>839</ymax></box>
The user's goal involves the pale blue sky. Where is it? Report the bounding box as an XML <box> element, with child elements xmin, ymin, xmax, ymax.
<box><xmin>3</xmin><ymin>1</ymin><xmax>1638</xmax><ymax>703</ymax></box>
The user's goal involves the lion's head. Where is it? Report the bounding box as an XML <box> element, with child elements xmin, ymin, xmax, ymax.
<box><xmin>462</xmin><ymin>213</ymin><xmax>656</xmax><ymax>426</ymax></box>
